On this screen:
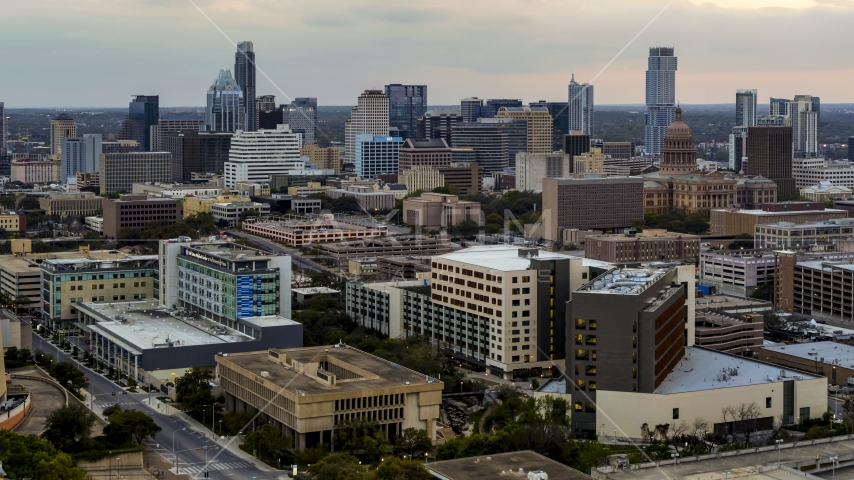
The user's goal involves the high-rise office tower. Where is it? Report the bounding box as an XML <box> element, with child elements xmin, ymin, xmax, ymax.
<box><xmin>568</xmin><ymin>75</ymin><xmax>594</xmax><ymax>137</ymax></box>
<box><xmin>61</xmin><ymin>134</ymin><xmax>101</xmax><ymax>183</ymax></box>
<box><xmin>451</xmin><ymin>119</ymin><xmax>527</xmax><ymax>173</ymax></box>
<box><xmin>747</xmin><ymin>126</ymin><xmax>796</xmax><ymax>196</ymax></box>
<box><xmin>224</xmin><ymin>125</ymin><xmax>303</xmax><ymax>188</ymax></box>
<box><xmin>344</xmin><ymin>90</ymin><xmax>390</xmax><ymax>164</ymax></box>
<box><xmin>645</xmin><ymin>47</ymin><xmax>677</xmax><ymax>157</ymax></box>
<box><xmin>419</xmin><ymin>110</ymin><xmax>461</xmax><ymax>144</ymax></box>
<box><xmin>481</xmin><ymin>99</ymin><xmax>522</xmax><ymax>119</ymax></box>
<box><xmin>164</xmin><ymin>131</ymin><xmax>233</xmax><ymax>182</ymax></box>
<box><xmin>461</xmin><ymin>97</ymin><xmax>483</xmax><ymax>123</ymax></box>
<box><xmin>151</xmin><ymin>116</ymin><xmax>204</xmax><ymax>152</ymax></box>
<box><xmin>849</xmin><ymin>136</ymin><xmax>854</xmax><ymax>162</ymax></box>
<box><xmin>204</xmin><ymin>70</ymin><xmax>245</xmax><ymax>132</ymax></box>
<box><xmin>355</xmin><ymin>134</ymin><xmax>403</xmax><ymax>178</ymax></box>
<box><xmin>530</xmin><ymin>101</ymin><xmax>569</xmax><ymax>152</ymax></box>
<box><xmin>495</xmin><ymin>106</ymin><xmax>553</xmax><ymax>153</ymax></box>
<box><xmin>128</xmin><ymin>95</ymin><xmax>159</xmax><ymax>151</ymax></box>
<box><xmin>285</xmin><ymin>97</ymin><xmax>318</xmax><ymax>145</ymax></box>
<box><xmin>50</xmin><ymin>113</ymin><xmax>77</xmax><ymax>156</ymax></box>
<box><xmin>101</xmin><ymin>152</ymin><xmax>172</xmax><ymax>194</ymax></box>
<box><xmin>563</xmin><ymin>131</ymin><xmax>591</xmax><ymax>172</ymax></box>
<box><xmin>384</xmin><ymin>84</ymin><xmax>426</xmax><ymax>140</ymax></box>
<box><xmin>769</xmin><ymin>98</ymin><xmax>790</xmax><ymax>117</ymax></box>
<box><xmin>785</xmin><ymin>99</ymin><xmax>818</xmax><ymax>158</ymax></box>
<box><xmin>0</xmin><ymin>102</ymin><xmax>6</xmax><ymax>157</ymax></box>
<box><xmin>235</xmin><ymin>41</ymin><xmax>256</xmax><ymax>132</ymax></box>
<box><xmin>735</xmin><ymin>89</ymin><xmax>758</xmax><ymax>127</ymax></box>
<box><xmin>255</xmin><ymin>95</ymin><xmax>276</xmax><ymax>130</ymax></box>
<box><xmin>794</xmin><ymin>95</ymin><xmax>820</xmax><ymax>125</ymax></box>
<box><xmin>729</xmin><ymin>126</ymin><xmax>748</xmax><ymax>172</ymax></box>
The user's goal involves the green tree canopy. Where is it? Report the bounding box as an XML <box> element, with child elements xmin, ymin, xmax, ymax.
<box><xmin>394</xmin><ymin>428</ymin><xmax>431</xmax><ymax>456</ymax></box>
<box><xmin>729</xmin><ymin>233</ymin><xmax>754</xmax><ymax>249</ymax></box>
<box><xmin>308</xmin><ymin>453</ymin><xmax>368</xmax><ymax>480</ymax></box>
<box><xmin>42</xmin><ymin>403</ymin><xmax>96</xmax><ymax>451</ymax></box>
<box><xmin>48</xmin><ymin>362</ymin><xmax>89</xmax><ymax>396</ymax></box>
<box><xmin>103</xmin><ymin>409</ymin><xmax>162</xmax><ymax>445</ymax></box>
<box><xmin>174</xmin><ymin>367</ymin><xmax>216</xmax><ymax>414</ymax></box>
<box><xmin>371</xmin><ymin>457</ymin><xmax>432</xmax><ymax>480</ymax></box>
<box><xmin>18</xmin><ymin>196</ymin><xmax>41</xmax><ymax>210</ymax></box>
<box><xmin>0</xmin><ymin>430</ymin><xmax>89</xmax><ymax>480</ymax></box>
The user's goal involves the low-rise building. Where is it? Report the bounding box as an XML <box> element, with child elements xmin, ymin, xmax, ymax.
<box><xmin>347</xmin><ymin>258</ymin><xmax>379</xmax><ymax>278</ymax></box>
<box><xmin>397</xmin><ymin>138</ymin><xmax>451</xmax><ymax>172</ymax></box>
<box><xmin>755</xmin><ymin>218</ymin><xmax>854</xmax><ymax>249</ymax></box>
<box><xmin>76</xmin><ymin>172</ymin><xmax>100</xmax><ymax>190</ymax></box>
<box><xmin>573</xmin><ymin>147</ymin><xmax>605</xmax><ymax>174</ymax></box>
<box><xmin>0</xmin><ymin>255</ymin><xmax>42</xmax><ymax>311</ymax></box>
<box><xmin>300</xmin><ymin>144</ymin><xmax>342</xmax><ymax>173</ymax></box>
<box><xmin>210</xmin><ymin>201</ymin><xmax>271</xmax><ymax>227</ymax></box>
<box><xmin>426</xmin><ymin>451</ymin><xmax>593</xmax><ymax>480</ymax></box>
<box><xmin>774</xmin><ymin>251</ymin><xmax>854</xmax><ymax>323</ymax></box>
<box><xmin>710</xmin><ymin>202</ymin><xmax>849</xmax><ymax>235</ymax></box>
<box><xmin>215</xmin><ymin>345</ymin><xmax>444</xmax><ymax>450</ymax></box>
<box><xmin>101</xmin><ymin>194</ymin><xmax>183</xmax><ymax>238</ymax></box>
<box><xmin>0</xmin><ymin>213</ymin><xmax>25</xmax><ymax>233</ymax></box>
<box><xmin>584</xmin><ymin>229</ymin><xmax>700</xmax><ymax>262</ymax></box>
<box><xmin>10</xmin><ymin>159</ymin><xmax>58</xmax><ymax>184</ymax></box>
<box><xmin>515</xmin><ymin>152</ymin><xmax>571</xmax><ymax>192</ymax></box>
<box><xmin>326</xmin><ymin>185</ymin><xmax>395</xmax><ymax>211</ymax></box>
<box><xmin>377</xmin><ymin>256</ymin><xmax>431</xmax><ymax>279</ymax></box>
<box><xmin>759</xmin><ymin>342</ymin><xmax>854</xmax><ymax>387</ymax></box>
<box><xmin>346</xmin><ymin>280</ymin><xmax>425</xmax><ymax>337</ymax></box>
<box><xmin>402</xmin><ymin>193</ymin><xmax>481</xmax><ymax>231</ymax></box>
<box><xmin>694</xmin><ymin>309</ymin><xmax>764</xmax><ymax>357</ymax></box>
<box><xmin>319</xmin><ymin>236</ymin><xmax>452</xmax><ymax>268</ymax></box>
<box><xmin>801</xmin><ymin>180</ymin><xmax>852</xmax><ymax>202</ymax></box>
<box><xmin>38</xmin><ymin>191</ymin><xmax>103</xmax><ymax>216</ymax></box>
<box><xmin>249</xmin><ymin>195</ymin><xmax>322</xmax><ymax>215</ymax></box>
<box><xmin>84</xmin><ymin>216</ymin><xmax>103</xmax><ymax>234</ymax></box>
<box><xmin>242</xmin><ymin>215</ymin><xmax>388</xmax><ymax>247</ymax></box>
<box><xmin>183</xmin><ymin>194</ymin><xmax>250</xmax><ymax>217</ymax></box>
<box><xmin>291</xmin><ymin>287</ymin><xmax>340</xmax><ymax>305</ymax></box>
<box><xmin>131</xmin><ymin>182</ymin><xmax>223</xmax><ymax>199</ymax></box>
<box><xmin>440</xmin><ymin>162</ymin><xmax>484</xmax><ymax>195</ymax></box>
<box><xmin>287</xmin><ymin>182</ymin><xmax>335</xmax><ymax>197</ymax></box>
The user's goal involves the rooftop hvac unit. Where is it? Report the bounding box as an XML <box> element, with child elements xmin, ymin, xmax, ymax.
<box><xmin>260</xmin><ymin>371</ymin><xmax>269</xmax><ymax>378</ymax></box>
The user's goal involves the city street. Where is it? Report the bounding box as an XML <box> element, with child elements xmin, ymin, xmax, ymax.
<box><xmin>31</xmin><ymin>329</ymin><xmax>287</xmax><ymax>480</ymax></box>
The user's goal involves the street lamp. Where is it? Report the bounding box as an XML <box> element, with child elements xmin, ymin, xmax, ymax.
<box><xmin>172</xmin><ymin>427</ymin><xmax>187</xmax><ymax>473</ymax></box>
<box><xmin>830</xmin><ymin>456</ymin><xmax>838</xmax><ymax>480</ymax></box>
<box><xmin>776</xmin><ymin>439</ymin><xmax>783</xmax><ymax>465</ymax></box>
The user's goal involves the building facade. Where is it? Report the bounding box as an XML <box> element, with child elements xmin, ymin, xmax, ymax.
<box><xmin>345</xmin><ymin>90</ymin><xmax>390</xmax><ymax>164</ymax></box>
<box><xmin>645</xmin><ymin>47</ymin><xmax>677</xmax><ymax>157</ymax></box>
<box><xmin>10</xmin><ymin>159</ymin><xmax>58</xmax><ymax>184</ymax></box>
<box><xmin>204</xmin><ymin>69</ymin><xmax>245</xmax><ymax>132</ymax></box>
<box><xmin>326</xmin><ymin>185</ymin><xmax>396</xmax><ymax>211</ymax></box>
<box><xmin>402</xmin><ymin>193</ymin><xmax>482</xmax><ymax>230</ymax></box>
<box><xmin>710</xmin><ymin>203</ymin><xmax>848</xmax><ymax>235</ymax></box>
<box><xmin>384</xmin><ymin>84</ymin><xmax>426</xmax><ymax>140</ymax></box>
<box><xmin>242</xmin><ymin>216</ymin><xmax>388</xmax><ymax>247</ymax></box>
<box><xmin>398</xmin><ymin>138</ymin><xmax>451</xmax><ymax>173</ymax></box>
<box><xmin>101</xmin><ymin>195</ymin><xmax>182</xmax><ymax>238</ymax></box>
<box><xmin>451</xmin><ymin>119</ymin><xmax>527</xmax><ymax>173</ymax></box>
<box><xmin>127</xmin><ymin>95</ymin><xmax>159</xmax><ymax>151</ymax></box>
<box><xmin>61</xmin><ymin>134</ymin><xmax>101</xmax><ymax>184</ymax></box>
<box><xmin>584</xmin><ymin>229</ymin><xmax>700</xmax><ymax>262</ymax></box>
<box><xmin>101</xmin><ymin>152</ymin><xmax>173</xmax><ymax>194</ymax></box>
<box><xmin>300</xmin><ymin>144</ymin><xmax>341</xmax><ymax>173</ymax></box>
<box><xmin>515</xmin><ymin>152</ymin><xmax>572</xmax><ymax>192</ymax></box>
<box><xmin>38</xmin><ymin>191</ymin><xmax>103</xmax><ymax>216</ymax></box>
<box><xmin>747</xmin><ymin>126</ymin><xmax>796</xmax><ymax>196</ymax></box>
<box><xmin>495</xmin><ymin>106</ymin><xmax>553</xmax><ymax>154</ymax></box>
<box><xmin>234</xmin><ymin>41</ymin><xmax>256</xmax><ymax>132</ymax></box>
<box><xmin>50</xmin><ymin>114</ymin><xmax>76</xmax><ymax>157</ymax></box>
<box><xmin>354</xmin><ymin>135</ymin><xmax>402</xmax><ymax>178</ymax></box>
<box><xmin>419</xmin><ymin>109</ymin><xmax>461</xmax><ymax>145</ymax></box>
<box><xmin>165</xmin><ymin>131</ymin><xmax>233</xmax><ymax>182</ymax></box>
<box><xmin>755</xmin><ymin>219</ymin><xmax>854</xmax><ymax>249</ymax></box>
<box><xmin>224</xmin><ymin>125</ymin><xmax>303</xmax><ymax>188</ymax></box>
<box><xmin>285</xmin><ymin>98</ymin><xmax>318</xmax><ymax>145</ymax></box>
<box><xmin>568</xmin><ymin>75</ymin><xmax>594</xmax><ymax>137</ymax></box>
<box><xmin>210</xmin><ymin>201</ymin><xmax>271</xmax><ymax>227</ymax></box>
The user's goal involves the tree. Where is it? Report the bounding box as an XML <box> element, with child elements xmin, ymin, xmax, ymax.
<box><xmin>729</xmin><ymin>233</ymin><xmax>754</xmax><ymax>250</ymax></box>
<box><xmin>103</xmin><ymin>409</ymin><xmax>162</xmax><ymax>445</ymax></box>
<box><xmin>395</xmin><ymin>428</ymin><xmax>431</xmax><ymax>456</ymax></box>
<box><xmin>102</xmin><ymin>404</ymin><xmax>123</xmax><ymax>417</ymax></box>
<box><xmin>372</xmin><ymin>457</ymin><xmax>431</xmax><ymax>480</ymax></box>
<box><xmin>174</xmin><ymin>367</ymin><xmax>216</xmax><ymax>414</ymax></box>
<box><xmin>432</xmin><ymin>185</ymin><xmax>461</xmax><ymax>196</ymax></box>
<box><xmin>42</xmin><ymin>403</ymin><xmax>96</xmax><ymax>451</ymax></box>
<box><xmin>0</xmin><ymin>429</ymin><xmax>89</xmax><ymax>480</ymax></box>
<box><xmin>570</xmin><ymin>441</ymin><xmax>612</xmax><ymax>474</ymax></box>
<box><xmin>239</xmin><ymin>209</ymin><xmax>261</xmax><ymax>221</ymax></box>
<box><xmin>49</xmin><ymin>361</ymin><xmax>89</xmax><ymax>396</ymax></box>
<box><xmin>308</xmin><ymin>453</ymin><xmax>368</xmax><ymax>480</ymax></box>
<box><xmin>18</xmin><ymin>196</ymin><xmax>41</xmax><ymax>210</ymax></box>
<box><xmin>0</xmin><ymin>195</ymin><xmax>16</xmax><ymax>209</ymax></box>
<box><xmin>450</xmin><ymin>220</ymin><xmax>479</xmax><ymax>238</ymax></box>
<box><xmin>244</xmin><ymin>424</ymin><xmax>291</xmax><ymax>461</ymax></box>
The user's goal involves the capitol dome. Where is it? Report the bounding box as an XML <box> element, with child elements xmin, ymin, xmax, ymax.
<box><xmin>664</xmin><ymin>106</ymin><xmax>692</xmax><ymax>142</ymax></box>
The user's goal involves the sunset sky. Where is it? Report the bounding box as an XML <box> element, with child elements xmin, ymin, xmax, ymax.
<box><xmin>3</xmin><ymin>0</ymin><xmax>854</xmax><ymax>107</ymax></box>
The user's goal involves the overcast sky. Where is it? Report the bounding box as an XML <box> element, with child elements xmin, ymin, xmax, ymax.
<box><xmin>3</xmin><ymin>0</ymin><xmax>854</xmax><ymax>108</ymax></box>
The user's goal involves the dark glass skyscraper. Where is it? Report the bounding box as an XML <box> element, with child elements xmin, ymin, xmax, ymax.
<box><xmin>530</xmin><ymin>100</ymin><xmax>569</xmax><ymax>152</ymax></box>
<box><xmin>235</xmin><ymin>41</ymin><xmax>256</xmax><ymax>131</ymax></box>
<box><xmin>481</xmin><ymin>99</ymin><xmax>522</xmax><ymax>119</ymax></box>
<box><xmin>384</xmin><ymin>84</ymin><xmax>426</xmax><ymax>140</ymax></box>
<box><xmin>128</xmin><ymin>95</ymin><xmax>159</xmax><ymax>151</ymax></box>
<box><xmin>451</xmin><ymin>118</ymin><xmax>527</xmax><ymax>173</ymax></box>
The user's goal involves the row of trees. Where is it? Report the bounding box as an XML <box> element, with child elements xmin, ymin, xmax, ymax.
<box><xmin>42</xmin><ymin>402</ymin><xmax>160</xmax><ymax>458</ymax></box>
<box><xmin>634</xmin><ymin>210</ymin><xmax>710</xmax><ymax>235</ymax></box>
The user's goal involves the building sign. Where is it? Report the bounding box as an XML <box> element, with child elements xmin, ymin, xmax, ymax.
<box><xmin>185</xmin><ymin>249</ymin><xmax>229</xmax><ymax>268</ymax></box>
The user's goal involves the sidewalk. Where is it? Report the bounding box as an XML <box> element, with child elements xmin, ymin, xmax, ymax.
<box><xmin>464</xmin><ymin>371</ymin><xmax>535</xmax><ymax>390</ymax></box>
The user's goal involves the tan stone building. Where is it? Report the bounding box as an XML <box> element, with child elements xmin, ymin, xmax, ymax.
<box><xmin>495</xmin><ymin>106</ymin><xmax>553</xmax><ymax>153</ymax></box>
<box><xmin>710</xmin><ymin>203</ymin><xmax>848</xmax><ymax>235</ymax></box>
<box><xmin>397</xmin><ymin>138</ymin><xmax>452</xmax><ymax>173</ymax></box>
<box><xmin>573</xmin><ymin>148</ymin><xmax>604</xmax><ymax>174</ymax></box>
<box><xmin>399</xmin><ymin>165</ymin><xmax>444</xmax><ymax>194</ymax></box>
<box><xmin>801</xmin><ymin>180</ymin><xmax>853</xmax><ymax>202</ymax></box>
<box><xmin>439</xmin><ymin>162</ymin><xmax>483</xmax><ymax>196</ymax></box>
<box><xmin>50</xmin><ymin>113</ymin><xmax>76</xmax><ymax>156</ymax></box>
<box><xmin>10</xmin><ymin>159</ymin><xmax>59</xmax><ymax>184</ymax></box>
<box><xmin>0</xmin><ymin>213</ymin><xmax>25</xmax><ymax>233</ymax></box>
<box><xmin>242</xmin><ymin>216</ymin><xmax>388</xmax><ymax>247</ymax></box>
<box><xmin>215</xmin><ymin>346</ymin><xmax>444</xmax><ymax>450</ymax></box>
<box><xmin>101</xmin><ymin>195</ymin><xmax>182</xmax><ymax>238</ymax></box>
<box><xmin>402</xmin><ymin>193</ymin><xmax>482</xmax><ymax>231</ymax></box>
<box><xmin>584</xmin><ymin>229</ymin><xmax>700</xmax><ymax>262</ymax></box>
<box><xmin>39</xmin><ymin>191</ymin><xmax>103</xmax><ymax>216</ymax></box>
<box><xmin>183</xmin><ymin>194</ymin><xmax>250</xmax><ymax>217</ymax></box>
<box><xmin>300</xmin><ymin>144</ymin><xmax>342</xmax><ymax>173</ymax></box>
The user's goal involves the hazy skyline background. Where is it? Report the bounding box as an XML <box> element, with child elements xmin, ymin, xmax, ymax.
<box><xmin>4</xmin><ymin>0</ymin><xmax>854</xmax><ymax>108</ymax></box>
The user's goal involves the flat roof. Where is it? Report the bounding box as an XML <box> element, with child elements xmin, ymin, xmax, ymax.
<box><xmin>695</xmin><ymin>295</ymin><xmax>772</xmax><ymax>309</ymax></box>
<box><xmin>581</xmin><ymin>267</ymin><xmax>670</xmax><ymax>295</ymax></box>
<box><xmin>0</xmin><ymin>256</ymin><xmax>44</xmax><ymax>275</ymax></box>
<box><xmin>426</xmin><ymin>451</ymin><xmax>592</xmax><ymax>480</ymax></box>
<box><xmin>761</xmin><ymin>341</ymin><xmax>854</xmax><ymax>367</ymax></box>
<box><xmin>654</xmin><ymin>347</ymin><xmax>820</xmax><ymax>395</ymax></box>
<box><xmin>760</xmin><ymin>219</ymin><xmax>854</xmax><ymax>228</ymax></box>
<box><xmin>359</xmin><ymin>280</ymin><xmax>425</xmax><ymax>293</ymax></box>
<box><xmin>797</xmin><ymin>260</ymin><xmax>854</xmax><ymax>272</ymax></box>
<box><xmin>715</xmin><ymin>208</ymin><xmax>847</xmax><ymax>216</ymax></box>
<box><xmin>436</xmin><ymin>245</ymin><xmax>577</xmax><ymax>272</ymax></box>
<box><xmin>535</xmin><ymin>378</ymin><xmax>567</xmax><ymax>394</ymax></box>
<box><xmin>218</xmin><ymin>345</ymin><xmax>442</xmax><ymax>396</ymax></box>
<box><xmin>187</xmin><ymin>243</ymin><xmax>277</xmax><ymax>262</ymax></box>
<box><xmin>292</xmin><ymin>287</ymin><xmax>340</xmax><ymax>295</ymax></box>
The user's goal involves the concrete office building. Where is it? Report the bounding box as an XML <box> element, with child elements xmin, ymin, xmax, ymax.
<box><xmin>0</xmin><ymin>102</ymin><xmax>5</xmax><ymax>156</ymax></box>
<box><xmin>345</xmin><ymin>90</ymin><xmax>390</xmax><ymax>164</ymax></box>
<box><xmin>102</xmin><ymin>140</ymin><xmax>140</xmax><ymax>154</ymax></box>
<box><xmin>300</xmin><ymin>144</ymin><xmax>341</xmax><ymax>173</ymax></box>
<box><xmin>234</xmin><ymin>41</ymin><xmax>256</xmax><ymax>131</ymax></box>
<box><xmin>150</xmin><ymin>116</ymin><xmax>203</xmax><ymax>152</ymax></box>
<box><xmin>399</xmin><ymin>165</ymin><xmax>444</xmax><ymax>194</ymax></box>
<box><xmin>440</xmin><ymin>162</ymin><xmax>484</xmax><ymax>195</ymax></box>
<box><xmin>50</xmin><ymin>114</ymin><xmax>76</xmax><ymax>157</ymax></box>
<box><xmin>61</xmin><ymin>134</ymin><xmax>101</xmax><ymax>183</ymax></box>
<box><xmin>515</xmin><ymin>152</ymin><xmax>572</xmax><ymax>192</ymax></box>
<box><xmin>645</xmin><ymin>47</ymin><xmax>678</xmax><ymax>157</ymax></box>
<box><xmin>326</xmin><ymin>185</ymin><xmax>396</xmax><ymax>211</ymax></box>
<box><xmin>224</xmin><ymin>125</ymin><xmax>303</xmax><ymax>188</ymax></box>
<box><xmin>354</xmin><ymin>135</ymin><xmax>402</xmax><ymax>178</ymax></box>
<box><xmin>0</xmin><ymin>213</ymin><xmax>25</xmax><ymax>233</ymax></box>
<box><xmin>346</xmin><ymin>280</ymin><xmax>426</xmax><ymax>337</ymax></box>
<box><xmin>126</xmin><ymin>95</ymin><xmax>159</xmax><ymax>151</ymax></box>
<box><xmin>385</xmin><ymin>84</ymin><xmax>427</xmax><ymax>140</ymax></box>
<box><xmin>402</xmin><ymin>193</ymin><xmax>481</xmax><ymax>231</ymax></box>
<box><xmin>419</xmin><ymin>110</ymin><xmax>461</xmax><ymax>145</ymax></box>
<box><xmin>710</xmin><ymin>202</ymin><xmax>848</xmax><ymax>235</ymax></box>
<box><xmin>38</xmin><ymin>191</ymin><xmax>103</xmax><ymax>216</ymax></box>
<box><xmin>215</xmin><ymin>345</ymin><xmax>443</xmax><ymax>450</ymax></box>
<box><xmin>736</xmin><ymin>89</ymin><xmax>758</xmax><ymax>128</ymax></box>
<box><xmin>40</xmin><ymin>251</ymin><xmax>158</xmax><ymax>328</ymax></box>
<box><xmin>460</xmin><ymin>98</ymin><xmax>483</xmax><ymax>122</ymax></box>
<box><xmin>204</xmin><ymin>69</ymin><xmax>245</xmax><ymax>132</ymax></box>
<box><xmin>451</xmin><ymin>119</ymin><xmax>527</xmax><ymax>173</ymax></box>
<box><xmin>801</xmin><ymin>181</ymin><xmax>854</xmax><ymax>201</ymax></box>
<box><xmin>748</xmin><ymin>126</ymin><xmax>796</xmax><ymax>196</ymax></box>
<box><xmin>164</xmin><ymin>131</ymin><xmax>233</xmax><ymax>182</ymax></box>
<box><xmin>101</xmin><ymin>194</ymin><xmax>182</xmax><ymax>238</ymax></box>
<box><xmin>398</xmin><ymin>138</ymin><xmax>451</xmax><ymax>173</ymax></box>
<box><xmin>183</xmin><ymin>194</ymin><xmax>249</xmax><ymax>217</ymax></box>
<box><xmin>573</xmin><ymin>148</ymin><xmax>604</xmax><ymax>174</ymax></box>
<box><xmin>584</xmin><ymin>229</ymin><xmax>700</xmax><ymax>263</ymax></box>
<box><xmin>10</xmin><ymin>159</ymin><xmax>58</xmax><ymax>184</ymax></box>
<box><xmin>793</xmin><ymin>157</ymin><xmax>854</xmax><ymax>190</ymax></box>
<box><xmin>542</xmin><ymin>175</ymin><xmax>644</xmax><ymax>241</ymax></box>
<box><xmin>755</xmin><ymin>219</ymin><xmax>854</xmax><ymax>249</ymax></box>
<box><xmin>210</xmin><ymin>201</ymin><xmax>270</xmax><ymax>227</ymax></box>
<box><xmin>0</xmin><ymin>256</ymin><xmax>42</xmax><ymax>311</ymax></box>
<box><xmin>568</xmin><ymin>75</ymin><xmax>594</xmax><ymax>137</ymax></box>
<box><xmin>285</xmin><ymin>98</ymin><xmax>318</xmax><ymax>145</ymax></box>
<box><xmin>100</xmin><ymin>152</ymin><xmax>173</xmax><ymax>194</ymax></box>
<box><xmin>775</xmin><ymin>252</ymin><xmax>854</xmax><ymax>324</ymax></box>
<box><xmin>242</xmin><ymin>216</ymin><xmax>387</xmax><ymax>247</ymax></box>
<box><xmin>495</xmin><ymin>106</ymin><xmax>553</xmax><ymax>154</ymax></box>
<box><xmin>759</xmin><ymin>342</ymin><xmax>854</xmax><ymax>387</ymax></box>
<box><xmin>530</xmin><ymin>100</ymin><xmax>570</xmax><ymax>152</ymax></box>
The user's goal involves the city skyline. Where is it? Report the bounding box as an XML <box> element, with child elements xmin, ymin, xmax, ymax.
<box><xmin>5</xmin><ymin>0</ymin><xmax>854</xmax><ymax>108</ymax></box>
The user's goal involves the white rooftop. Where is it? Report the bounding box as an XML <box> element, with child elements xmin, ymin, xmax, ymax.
<box><xmin>797</xmin><ymin>260</ymin><xmax>854</xmax><ymax>272</ymax></box>
<box><xmin>762</xmin><ymin>341</ymin><xmax>854</xmax><ymax>367</ymax></box>
<box><xmin>536</xmin><ymin>378</ymin><xmax>567</xmax><ymax>394</ymax></box>
<box><xmin>436</xmin><ymin>245</ymin><xmax>577</xmax><ymax>272</ymax></box>
<box><xmin>654</xmin><ymin>347</ymin><xmax>820</xmax><ymax>394</ymax></box>
<box><xmin>719</xmin><ymin>208</ymin><xmax>847</xmax><ymax>216</ymax></box>
<box><xmin>292</xmin><ymin>287</ymin><xmax>340</xmax><ymax>295</ymax></box>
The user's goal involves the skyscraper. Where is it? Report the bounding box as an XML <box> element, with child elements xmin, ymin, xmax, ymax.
<box><xmin>285</xmin><ymin>97</ymin><xmax>318</xmax><ymax>145</ymax></box>
<box><xmin>568</xmin><ymin>75</ymin><xmax>594</xmax><ymax>137</ymax></box>
<box><xmin>255</xmin><ymin>95</ymin><xmax>276</xmax><ymax>131</ymax></box>
<box><xmin>769</xmin><ymin>98</ymin><xmax>789</xmax><ymax>117</ymax></box>
<box><xmin>224</xmin><ymin>125</ymin><xmax>303</xmax><ymax>188</ymax></box>
<box><xmin>728</xmin><ymin>126</ymin><xmax>748</xmax><ymax>172</ymax></box>
<box><xmin>451</xmin><ymin>119</ymin><xmax>527</xmax><ymax>173</ymax></box>
<box><xmin>495</xmin><ymin>106</ymin><xmax>553</xmax><ymax>153</ymax></box>
<box><xmin>735</xmin><ymin>89</ymin><xmax>758</xmax><ymax>127</ymax></box>
<box><xmin>481</xmin><ymin>99</ymin><xmax>522</xmax><ymax>119</ymax></box>
<box><xmin>747</xmin><ymin>126</ymin><xmax>796</xmax><ymax>196</ymax></box>
<box><xmin>234</xmin><ymin>41</ymin><xmax>256</xmax><ymax>132</ymax></box>
<box><xmin>204</xmin><ymin>70</ymin><xmax>245</xmax><ymax>132</ymax></box>
<box><xmin>384</xmin><ymin>84</ymin><xmax>426</xmax><ymax>140</ymax></box>
<box><xmin>355</xmin><ymin>135</ymin><xmax>403</xmax><ymax>178</ymax></box>
<box><xmin>50</xmin><ymin>113</ymin><xmax>77</xmax><ymax>156</ymax></box>
<box><xmin>0</xmin><ymin>102</ymin><xmax>6</xmax><ymax>157</ymax></box>
<box><xmin>419</xmin><ymin>110</ymin><xmax>461</xmax><ymax>144</ymax></box>
<box><xmin>645</xmin><ymin>47</ymin><xmax>677</xmax><ymax>157</ymax></box>
<box><xmin>128</xmin><ymin>95</ymin><xmax>159</xmax><ymax>151</ymax></box>
<box><xmin>785</xmin><ymin>99</ymin><xmax>818</xmax><ymax>158</ymax></box>
<box><xmin>794</xmin><ymin>95</ymin><xmax>820</xmax><ymax>125</ymax></box>
<box><xmin>61</xmin><ymin>134</ymin><xmax>101</xmax><ymax>183</ymax></box>
<box><xmin>460</xmin><ymin>97</ymin><xmax>483</xmax><ymax>123</ymax></box>
<box><xmin>344</xmin><ymin>90</ymin><xmax>390</xmax><ymax>164</ymax></box>
<box><xmin>530</xmin><ymin>101</ymin><xmax>569</xmax><ymax>152</ymax></box>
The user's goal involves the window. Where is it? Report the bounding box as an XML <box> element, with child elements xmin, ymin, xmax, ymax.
<box><xmin>589</xmin><ymin>381</ymin><xmax>596</xmax><ymax>391</ymax></box>
<box><xmin>585</xmin><ymin>402</ymin><xmax>596</xmax><ymax>413</ymax></box>
<box><xmin>91</xmin><ymin>297</ymin><xmax>97</xmax><ymax>302</ymax></box>
<box><xmin>113</xmin><ymin>295</ymin><xmax>118</xmax><ymax>301</ymax></box>
<box><xmin>575</xmin><ymin>318</ymin><xmax>586</xmax><ymax>329</ymax></box>
<box><xmin>632</xmin><ymin>321</ymin><xmax>637</xmax><ymax>332</ymax></box>
<box><xmin>766</xmin><ymin>397</ymin><xmax>772</xmax><ymax>408</ymax></box>
<box><xmin>575</xmin><ymin>379</ymin><xmax>586</xmax><ymax>390</ymax></box>
<box><xmin>589</xmin><ymin>319</ymin><xmax>597</xmax><ymax>330</ymax></box>
<box><xmin>574</xmin><ymin>402</ymin><xmax>583</xmax><ymax>412</ymax></box>
<box><xmin>70</xmin><ymin>286</ymin><xmax>76</xmax><ymax>291</ymax></box>
<box><xmin>522</xmin><ymin>287</ymin><xmax>530</xmax><ymax>294</ymax></box>
<box><xmin>512</xmin><ymin>288</ymin><xmax>520</xmax><ymax>294</ymax></box>
<box><xmin>512</xmin><ymin>300</ymin><xmax>520</xmax><ymax>306</ymax></box>
<box><xmin>632</xmin><ymin>352</ymin><xmax>637</xmax><ymax>364</ymax></box>
<box><xmin>524</xmin><ymin>299</ymin><xmax>530</xmax><ymax>305</ymax></box>
<box><xmin>134</xmin><ymin>282</ymin><xmax>139</xmax><ymax>287</ymax></box>
<box><xmin>522</xmin><ymin>311</ymin><xmax>530</xmax><ymax>317</ymax></box>
<box><xmin>673</xmin><ymin>408</ymin><xmax>679</xmax><ymax>420</ymax></box>
<box><xmin>585</xmin><ymin>365</ymin><xmax>597</xmax><ymax>376</ymax></box>
<box><xmin>512</xmin><ymin>277</ymin><xmax>518</xmax><ymax>283</ymax></box>
<box><xmin>512</xmin><ymin>355</ymin><xmax>520</xmax><ymax>362</ymax></box>
<box><xmin>120</xmin><ymin>283</ymin><xmax>125</xmax><ymax>288</ymax></box>
<box><xmin>575</xmin><ymin>334</ymin><xmax>583</xmax><ymax>345</ymax></box>
<box><xmin>522</xmin><ymin>276</ymin><xmax>530</xmax><ymax>283</ymax></box>
<box><xmin>522</xmin><ymin>321</ymin><xmax>530</xmax><ymax>326</ymax></box>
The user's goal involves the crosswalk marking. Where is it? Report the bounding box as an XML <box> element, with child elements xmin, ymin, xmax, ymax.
<box><xmin>178</xmin><ymin>462</ymin><xmax>254</xmax><ymax>474</ymax></box>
